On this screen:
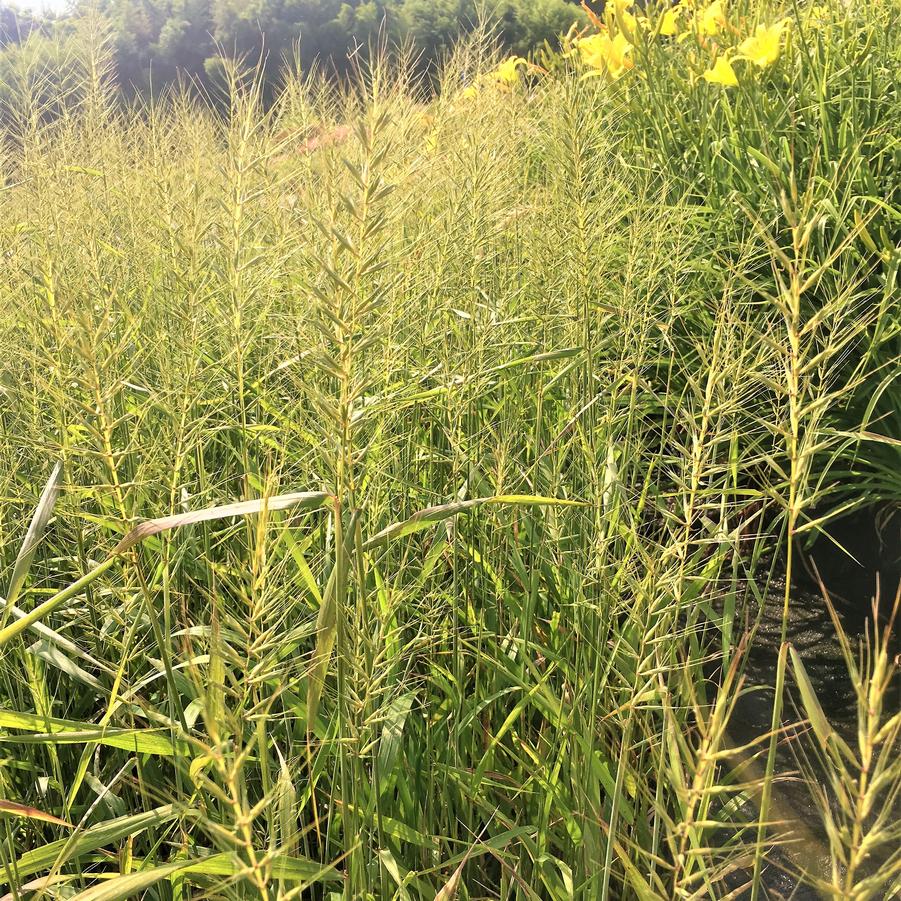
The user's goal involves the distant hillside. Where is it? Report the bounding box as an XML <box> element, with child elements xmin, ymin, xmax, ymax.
<box><xmin>0</xmin><ymin>0</ymin><xmax>597</xmax><ymax>98</ymax></box>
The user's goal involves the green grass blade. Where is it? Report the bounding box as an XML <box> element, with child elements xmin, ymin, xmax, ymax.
<box><xmin>0</xmin><ymin>710</ymin><xmax>182</xmax><ymax>756</ymax></box>
<box><xmin>4</xmin><ymin>461</ymin><xmax>64</xmax><ymax>611</ymax></box>
<box><xmin>363</xmin><ymin>495</ymin><xmax>586</xmax><ymax>550</ymax></box>
<box><xmin>9</xmin><ymin>805</ymin><xmax>182</xmax><ymax>883</ymax></box>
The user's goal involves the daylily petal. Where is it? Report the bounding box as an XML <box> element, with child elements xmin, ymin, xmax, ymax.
<box><xmin>737</xmin><ymin>19</ymin><xmax>789</xmax><ymax>67</ymax></box>
<box><xmin>703</xmin><ymin>55</ymin><xmax>738</xmax><ymax>85</ymax></box>
<box><xmin>614</xmin><ymin>0</ymin><xmax>641</xmax><ymax>41</ymax></box>
<box><xmin>699</xmin><ymin>0</ymin><xmax>727</xmax><ymax>35</ymax></box>
<box><xmin>659</xmin><ymin>7</ymin><xmax>681</xmax><ymax>35</ymax></box>
<box><xmin>608</xmin><ymin>32</ymin><xmax>635</xmax><ymax>77</ymax></box>
<box><xmin>493</xmin><ymin>56</ymin><xmax>528</xmax><ymax>85</ymax></box>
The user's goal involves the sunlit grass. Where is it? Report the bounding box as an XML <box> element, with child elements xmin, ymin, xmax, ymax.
<box><xmin>0</xmin><ymin>3</ymin><xmax>897</xmax><ymax>898</ymax></box>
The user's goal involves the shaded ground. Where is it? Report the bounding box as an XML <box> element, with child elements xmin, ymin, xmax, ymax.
<box><xmin>730</xmin><ymin>505</ymin><xmax>901</xmax><ymax>899</ymax></box>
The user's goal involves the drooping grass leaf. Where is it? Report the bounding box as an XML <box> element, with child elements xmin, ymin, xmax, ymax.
<box><xmin>65</xmin><ymin>851</ymin><xmax>342</xmax><ymax>901</ymax></box>
<box><xmin>0</xmin><ymin>710</ymin><xmax>181</xmax><ymax>756</ymax></box>
<box><xmin>363</xmin><ymin>495</ymin><xmax>586</xmax><ymax>550</ymax></box>
<box><xmin>10</xmin><ymin>805</ymin><xmax>183</xmax><ymax>882</ymax></box>
<box><xmin>111</xmin><ymin>491</ymin><xmax>331</xmax><ymax>553</ymax></box>
<box><xmin>0</xmin><ymin>491</ymin><xmax>331</xmax><ymax>648</ymax></box>
<box><xmin>67</xmin><ymin>862</ymin><xmax>193</xmax><ymax>901</ymax></box>
<box><xmin>4</xmin><ymin>461</ymin><xmax>64</xmax><ymax>610</ymax></box>
<box><xmin>0</xmin><ymin>800</ymin><xmax>72</xmax><ymax>828</ymax></box>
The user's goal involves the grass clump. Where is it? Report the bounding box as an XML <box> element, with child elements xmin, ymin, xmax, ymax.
<box><xmin>0</xmin><ymin>3</ymin><xmax>898</xmax><ymax>898</ymax></box>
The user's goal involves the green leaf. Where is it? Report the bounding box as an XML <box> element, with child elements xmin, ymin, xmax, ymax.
<box><xmin>0</xmin><ymin>710</ymin><xmax>181</xmax><ymax>756</ymax></box>
<box><xmin>306</xmin><ymin>568</ymin><xmax>338</xmax><ymax>735</ymax></box>
<box><xmin>68</xmin><ymin>862</ymin><xmax>192</xmax><ymax>901</ymax></box>
<box><xmin>0</xmin><ymin>491</ymin><xmax>331</xmax><ymax>648</ymax></box>
<box><xmin>435</xmin><ymin>827</ymin><xmax>533</xmax><ymax>870</ymax></box>
<box><xmin>789</xmin><ymin>645</ymin><xmax>834</xmax><ymax>751</ymax></box>
<box><xmin>377</xmin><ymin>693</ymin><xmax>415</xmax><ymax>796</ymax></box>
<box><xmin>11</xmin><ymin>805</ymin><xmax>182</xmax><ymax>882</ymax></box>
<box><xmin>486</xmin><ymin>347</ymin><xmax>582</xmax><ymax>375</ymax></box>
<box><xmin>3</xmin><ymin>461</ymin><xmax>63</xmax><ymax>614</ymax></box>
<box><xmin>377</xmin><ymin>850</ymin><xmax>412</xmax><ymax>900</ymax></box>
<box><xmin>26</xmin><ymin>638</ymin><xmax>103</xmax><ymax>690</ymax></box>
<box><xmin>66</xmin><ymin>852</ymin><xmax>342</xmax><ymax>900</ymax></box>
<box><xmin>341</xmin><ymin>803</ymin><xmax>437</xmax><ymax>850</ymax></box>
<box><xmin>745</xmin><ymin>147</ymin><xmax>783</xmax><ymax>181</ymax></box>
<box><xmin>363</xmin><ymin>495</ymin><xmax>586</xmax><ymax>551</ymax></box>
<box><xmin>0</xmin><ymin>800</ymin><xmax>72</xmax><ymax>828</ymax></box>
<box><xmin>181</xmin><ymin>852</ymin><xmax>343</xmax><ymax>882</ymax></box>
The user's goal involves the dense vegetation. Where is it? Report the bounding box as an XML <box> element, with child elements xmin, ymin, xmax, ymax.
<box><xmin>0</xmin><ymin>0</ymin><xmax>592</xmax><ymax>97</ymax></box>
<box><xmin>0</xmin><ymin>0</ymin><xmax>898</xmax><ymax>898</ymax></box>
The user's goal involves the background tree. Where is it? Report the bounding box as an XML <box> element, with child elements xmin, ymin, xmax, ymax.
<box><xmin>0</xmin><ymin>0</ymin><xmax>591</xmax><ymax>99</ymax></box>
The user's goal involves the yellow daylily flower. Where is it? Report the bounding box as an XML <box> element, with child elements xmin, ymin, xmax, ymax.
<box><xmin>613</xmin><ymin>0</ymin><xmax>641</xmax><ymax>42</ymax></box>
<box><xmin>659</xmin><ymin>6</ymin><xmax>682</xmax><ymax>36</ymax></box>
<box><xmin>577</xmin><ymin>30</ymin><xmax>611</xmax><ymax>70</ymax></box>
<box><xmin>578</xmin><ymin>30</ymin><xmax>634</xmax><ymax>78</ymax></box>
<box><xmin>492</xmin><ymin>56</ymin><xmax>528</xmax><ymax>86</ymax></box>
<box><xmin>607</xmin><ymin>32</ymin><xmax>635</xmax><ymax>77</ymax></box>
<box><xmin>698</xmin><ymin>0</ymin><xmax>727</xmax><ymax>35</ymax></box>
<box><xmin>456</xmin><ymin>56</ymin><xmax>530</xmax><ymax>101</ymax></box>
<box><xmin>736</xmin><ymin>19</ymin><xmax>789</xmax><ymax>67</ymax></box>
<box><xmin>703</xmin><ymin>54</ymin><xmax>738</xmax><ymax>85</ymax></box>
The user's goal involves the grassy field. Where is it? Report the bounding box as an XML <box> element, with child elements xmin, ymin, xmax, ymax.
<box><xmin>0</xmin><ymin>1</ymin><xmax>899</xmax><ymax>898</ymax></box>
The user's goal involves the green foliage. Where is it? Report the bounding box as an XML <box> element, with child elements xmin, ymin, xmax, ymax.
<box><xmin>600</xmin><ymin>0</ymin><xmax>900</xmax><ymax>501</ymax></box>
<box><xmin>0</xmin><ymin>0</ymin><xmax>589</xmax><ymax>97</ymax></box>
<box><xmin>0</xmin><ymin>2</ymin><xmax>897</xmax><ymax>899</ymax></box>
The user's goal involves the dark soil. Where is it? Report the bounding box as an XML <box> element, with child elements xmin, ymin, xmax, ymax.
<box><xmin>730</xmin><ymin>504</ymin><xmax>901</xmax><ymax>899</ymax></box>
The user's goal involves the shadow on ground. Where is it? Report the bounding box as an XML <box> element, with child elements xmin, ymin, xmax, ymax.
<box><xmin>728</xmin><ymin>504</ymin><xmax>900</xmax><ymax>899</ymax></box>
